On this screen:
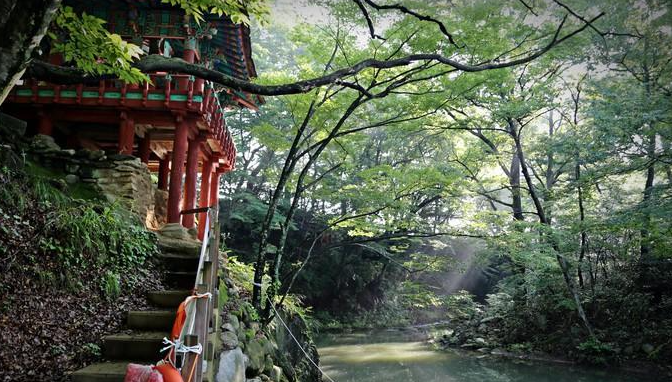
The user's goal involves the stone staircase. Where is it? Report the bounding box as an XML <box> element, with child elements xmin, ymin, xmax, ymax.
<box><xmin>70</xmin><ymin>238</ymin><xmax>201</xmax><ymax>382</ymax></box>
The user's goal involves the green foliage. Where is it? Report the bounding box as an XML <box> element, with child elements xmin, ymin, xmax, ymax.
<box><xmin>50</xmin><ymin>7</ymin><xmax>148</xmax><ymax>84</ymax></box>
<box><xmin>0</xmin><ymin>159</ymin><xmax>157</xmax><ymax>297</ymax></box>
<box><xmin>43</xmin><ymin>202</ymin><xmax>157</xmax><ymax>279</ymax></box>
<box><xmin>102</xmin><ymin>271</ymin><xmax>121</xmax><ymax>300</ymax></box>
<box><xmin>161</xmin><ymin>0</ymin><xmax>270</xmax><ymax>25</ymax></box>
<box><xmin>227</xmin><ymin>255</ymin><xmax>261</xmax><ymax>294</ymax></box>
<box><xmin>278</xmin><ymin>294</ymin><xmax>314</xmax><ymax>331</ymax></box>
<box><xmin>214</xmin><ymin>0</ymin><xmax>672</xmax><ymax>365</ymax></box>
<box><xmin>48</xmin><ymin>0</ymin><xmax>269</xmax><ymax>84</ymax></box>
<box><xmin>443</xmin><ymin>291</ymin><xmax>480</xmax><ymax>320</ymax></box>
<box><xmin>576</xmin><ymin>338</ymin><xmax>617</xmax><ymax>365</ymax></box>
<box><xmin>81</xmin><ymin>343</ymin><xmax>102</xmax><ymax>357</ymax></box>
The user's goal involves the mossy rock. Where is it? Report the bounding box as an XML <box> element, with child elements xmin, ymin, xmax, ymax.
<box><xmin>245</xmin><ymin>339</ymin><xmax>266</xmax><ymax>376</ymax></box>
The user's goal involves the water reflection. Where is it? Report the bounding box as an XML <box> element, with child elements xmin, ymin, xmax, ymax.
<box><xmin>317</xmin><ymin>331</ymin><xmax>665</xmax><ymax>382</ymax></box>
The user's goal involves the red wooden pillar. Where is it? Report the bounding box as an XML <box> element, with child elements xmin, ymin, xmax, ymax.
<box><xmin>209</xmin><ymin>168</ymin><xmax>223</xmax><ymax>210</ymax></box>
<box><xmin>118</xmin><ymin>112</ymin><xmax>135</xmax><ymax>155</ymax></box>
<box><xmin>167</xmin><ymin>116</ymin><xmax>189</xmax><ymax>223</ymax></box>
<box><xmin>158</xmin><ymin>157</ymin><xmax>170</xmax><ymax>190</ymax></box>
<box><xmin>182</xmin><ymin>136</ymin><xmax>202</xmax><ymax>228</ymax></box>
<box><xmin>37</xmin><ymin>111</ymin><xmax>53</xmax><ymax>136</ymax></box>
<box><xmin>139</xmin><ymin>132</ymin><xmax>151</xmax><ymax>164</ymax></box>
<box><xmin>197</xmin><ymin>157</ymin><xmax>215</xmax><ymax>240</ymax></box>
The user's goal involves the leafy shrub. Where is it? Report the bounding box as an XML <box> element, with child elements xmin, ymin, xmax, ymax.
<box><xmin>1</xmin><ymin>159</ymin><xmax>157</xmax><ymax>297</ymax></box>
<box><xmin>576</xmin><ymin>338</ymin><xmax>617</xmax><ymax>365</ymax></box>
<box><xmin>444</xmin><ymin>290</ymin><xmax>481</xmax><ymax>320</ymax></box>
<box><xmin>103</xmin><ymin>271</ymin><xmax>121</xmax><ymax>300</ymax></box>
<box><xmin>227</xmin><ymin>255</ymin><xmax>257</xmax><ymax>293</ymax></box>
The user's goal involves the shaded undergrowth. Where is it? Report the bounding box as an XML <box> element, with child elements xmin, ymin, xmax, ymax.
<box><xmin>0</xmin><ymin>149</ymin><xmax>163</xmax><ymax>381</ymax></box>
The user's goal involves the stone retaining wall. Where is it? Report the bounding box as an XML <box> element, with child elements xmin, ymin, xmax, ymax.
<box><xmin>30</xmin><ymin>134</ymin><xmax>165</xmax><ymax>228</ymax></box>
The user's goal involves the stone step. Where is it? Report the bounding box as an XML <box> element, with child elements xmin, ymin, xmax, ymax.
<box><xmin>158</xmin><ymin>252</ymin><xmax>199</xmax><ymax>272</ymax></box>
<box><xmin>158</xmin><ymin>236</ymin><xmax>201</xmax><ymax>256</ymax></box>
<box><xmin>127</xmin><ymin>310</ymin><xmax>175</xmax><ymax>331</ymax></box>
<box><xmin>147</xmin><ymin>289</ymin><xmax>192</xmax><ymax>308</ymax></box>
<box><xmin>70</xmin><ymin>361</ymin><xmax>128</xmax><ymax>382</ymax></box>
<box><xmin>103</xmin><ymin>331</ymin><xmax>168</xmax><ymax>361</ymax></box>
<box><xmin>165</xmin><ymin>271</ymin><xmax>197</xmax><ymax>289</ymax></box>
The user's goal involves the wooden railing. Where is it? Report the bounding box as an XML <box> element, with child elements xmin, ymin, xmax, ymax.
<box><xmin>178</xmin><ymin>206</ymin><xmax>220</xmax><ymax>382</ymax></box>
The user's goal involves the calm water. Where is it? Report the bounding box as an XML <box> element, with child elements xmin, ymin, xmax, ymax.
<box><xmin>316</xmin><ymin>330</ymin><xmax>667</xmax><ymax>382</ymax></box>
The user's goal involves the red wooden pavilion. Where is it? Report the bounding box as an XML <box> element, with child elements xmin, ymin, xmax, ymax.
<box><xmin>3</xmin><ymin>0</ymin><xmax>260</xmax><ymax>239</ymax></box>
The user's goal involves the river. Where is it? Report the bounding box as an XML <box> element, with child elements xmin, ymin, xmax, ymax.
<box><xmin>316</xmin><ymin>329</ymin><xmax>666</xmax><ymax>382</ymax></box>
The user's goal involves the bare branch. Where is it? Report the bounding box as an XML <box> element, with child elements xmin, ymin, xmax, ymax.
<box><xmin>353</xmin><ymin>0</ymin><xmax>386</xmax><ymax>40</ymax></box>
<box><xmin>361</xmin><ymin>0</ymin><xmax>462</xmax><ymax>48</ymax></box>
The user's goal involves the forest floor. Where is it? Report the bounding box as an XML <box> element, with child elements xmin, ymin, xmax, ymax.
<box><xmin>0</xmin><ymin>145</ymin><xmax>165</xmax><ymax>381</ymax></box>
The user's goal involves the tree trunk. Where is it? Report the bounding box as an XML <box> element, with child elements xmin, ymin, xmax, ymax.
<box><xmin>639</xmin><ymin>134</ymin><xmax>656</xmax><ymax>263</ymax></box>
<box><xmin>251</xmin><ymin>102</ymin><xmax>317</xmax><ymax>308</ymax></box>
<box><xmin>576</xmin><ymin>162</ymin><xmax>587</xmax><ymax>288</ymax></box>
<box><xmin>510</xmin><ymin>143</ymin><xmax>525</xmax><ymax>221</ymax></box>
<box><xmin>0</xmin><ymin>0</ymin><xmax>60</xmax><ymax>105</ymax></box>
<box><xmin>262</xmin><ymin>95</ymin><xmax>363</xmax><ymax>320</ymax></box>
<box><xmin>544</xmin><ymin>111</ymin><xmax>556</xmax><ymax>223</ymax></box>
<box><xmin>510</xmin><ymin>121</ymin><xmax>594</xmax><ymax>338</ymax></box>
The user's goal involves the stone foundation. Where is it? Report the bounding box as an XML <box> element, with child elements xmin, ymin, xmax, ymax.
<box><xmin>30</xmin><ymin>134</ymin><xmax>165</xmax><ymax>229</ymax></box>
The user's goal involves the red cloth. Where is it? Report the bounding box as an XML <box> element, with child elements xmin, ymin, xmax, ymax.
<box><xmin>124</xmin><ymin>363</ymin><xmax>164</xmax><ymax>382</ymax></box>
<box><xmin>171</xmin><ymin>301</ymin><xmax>187</xmax><ymax>340</ymax></box>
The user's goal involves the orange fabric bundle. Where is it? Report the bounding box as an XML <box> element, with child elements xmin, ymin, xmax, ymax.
<box><xmin>155</xmin><ymin>363</ymin><xmax>185</xmax><ymax>382</ymax></box>
<box><xmin>170</xmin><ymin>300</ymin><xmax>188</xmax><ymax>340</ymax></box>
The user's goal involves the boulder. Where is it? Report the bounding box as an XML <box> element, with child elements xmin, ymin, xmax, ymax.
<box><xmin>228</xmin><ymin>314</ymin><xmax>241</xmax><ymax>331</ymax></box>
<box><xmin>0</xmin><ymin>112</ymin><xmax>27</xmax><ymax>137</ymax></box>
<box><xmin>65</xmin><ymin>174</ymin><xmax>79</xmax><ymax>184</ymax></box>
<box><xmin>216</xmin><ymin>347</ymin><xmax>246</xmax><ymax>382</ymax></box>
<box><xmin>31</xmin><ymin>134</ymin><xmax>60</xmax><ymax>151</ymax></box>
<box><xmin>245</xmin><ymin>339</ymin><xmax>266</xmax><ymax>376</ymax></box>
<box><xmin>270</xmin><ymin>366</ymin><xmax>285</xmax><ymax>382</ymax></box>
<box><xmin>221</xmin><ymin>331</ymin><xmax>239</xmax><ymax>349</ymax></box>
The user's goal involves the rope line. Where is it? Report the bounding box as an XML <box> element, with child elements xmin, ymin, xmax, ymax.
<box><xmin>266</xmin><ymin>297</ymin><xmax>337</xmax><ymax>382</ymax></box>
<box><xmin>161</xmin><ymin>337</ymin><xmax>203</xmax><ymax>355</ymax></box>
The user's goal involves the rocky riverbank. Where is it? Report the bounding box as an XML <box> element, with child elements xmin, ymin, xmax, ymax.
<box><xmin>215</xmin><ymin>259</ymin><xmax>320</xmax><ymax>382</ymax></box>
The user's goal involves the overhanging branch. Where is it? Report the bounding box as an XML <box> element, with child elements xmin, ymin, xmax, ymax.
<box><xmin>24</xmin><ymin>11</ymin><xmax>602</xmax><ymax>97</ymax></box>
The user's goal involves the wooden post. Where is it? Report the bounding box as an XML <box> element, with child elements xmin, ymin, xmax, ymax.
<box><xmin>37</xmin><ymin>110</ymin><xmax>53</xmax><ymax>136</ymax></box>
<box><xmin>208</xmin><ymin>230</ymin><xmax>219</xmax><ymax>291</ymax></box>
<box><xmin>197</xmin><ymin>158</ymin><xmax>215</xmax><ymax>240</ymax></box>
<box><xmin>118</xmin><ymin>113</ymin><xmax>135</xmax><ymax>155</ymax></box>
<box><xmin>208</xmin><ymin>227</ymin><xmax>220</xmax><ymax>330</ymax></box>
<box><xmin>158</xmin><ymin>157</ymin><xmax>170</xmax><ymax>191</ymax></box>
<box><xmin>182</xmin><ymin>136</ymin><xmax>202</xmax><ymax>228</ymax></box>
<box><xmin>139</xmin><ymin>132</ymin><xmax>151</xmax><ymax>164</ymax></box>
<box><xmin>180</xmin><ymin>334</ymin><xmax>199</xmax><ymax>381</ymax></box>
<box><xmin>167</xmin><ymin>116</ymin><xmax>189</xmax><ymax>223</ymax></box>
<box><xmin>194</xmin><ymin>284</ymin><xmax>209</xmax><ymax>381</ymax></box>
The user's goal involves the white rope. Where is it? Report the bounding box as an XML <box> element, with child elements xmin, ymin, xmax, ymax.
<box><xmin>161</xmin><ymin>337</ymin><xmax>203</xmax><ymax>355</ymax></box>
<box><xmin>186</xmin><ymin>292</ymin><xmax>212</xmax><ymax>303</ymax></box>
<box><xmin>266</xmin><ymin>298</ymin><xmax>337</xmax><ymax>382</ymax></box>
